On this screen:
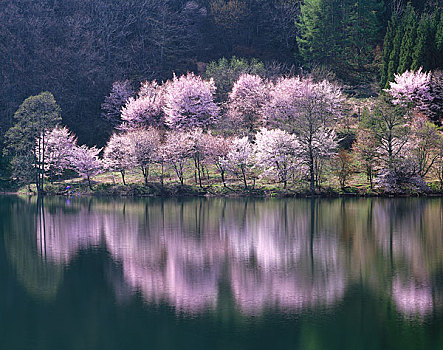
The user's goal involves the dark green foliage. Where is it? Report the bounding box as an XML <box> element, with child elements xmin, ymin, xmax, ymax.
<box><xmin>297</xmin><ymin>0</ymin><xmax>384</xmax><ymax>82</ymax></box>
<box><xmin>204</xmin><ymin>56</ymin><xmax>266</xmax><ymax>101</ymax></box>
<box><xmin>386</xmin><ymin>18</ymin><xmax>405</xmax><ymax>88</ymax></box>
<box><xmin>412</xmin><ymin>13</ymin><xmax>438</xmax><ymax>71</ymax></box>
<box><xmin>380</xmin><ymin>17</ymin><xmax>397</xmax><ymax>88</ymax></box>
<box><xmin>398</xmin><ymin>4</ymin><xmax>417</xmax><ymax>73</ymax></box>
<box><xmin>4</xmin><ymin>92</ymin><xmax>62</xmax><ymax>189</ymax></box>
<box><xmin>380</xmin><ymin>4</ymin><xmax>442</xmax><ymax>88</ymax></box>
<box><xmin>435</xmin><ymin>12</ymin><xmax>443</xmax><ymax>67</ymax></box>
<box><xmin>0</xmin><ymin>0</ymin><xmax>300</xmax><ymax>149</ymax></box>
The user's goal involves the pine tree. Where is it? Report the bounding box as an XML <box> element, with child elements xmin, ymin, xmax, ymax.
<box><xmin>297</xmin><ymin>0</ymin><xmax>342</xmax><ymax>68</ymax></box>
<box><xmin>386</xmin><ymin>19</ymin><xmax>405</xmax><ymax>88</ymax></box>
<box><xmin>435</xmin><ymin>12</ymin><xmax>443</xmax><ymax>67</ymax></box>
<box><xmin>398</xmin><ymin>3</ymin><xmax>417</xmax><ymax>73</ymax></box>
<box><xmin>354</xmin><ymin>0</ymin><xmax>384</xmax><ymax>68</ymax></box>
<box><xmin>381</xmin><ymin>16</ymin><xmax>397</xmax><ymax>88</ymax></box>
<box><xmin>412</xmin><ymin>14</ymin><xmax>437</xmax><ymax>71</ymax></box>
<box><xmin>298</xmin><ymin>0</ymin><xmax>384</xmax><ymax>80</ymax></box>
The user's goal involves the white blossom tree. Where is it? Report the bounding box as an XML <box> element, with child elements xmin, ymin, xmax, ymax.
<box><xmin>127</xmin><ymin>128</ymin><xmax>161</xmax><ymax>184</ymax></box>
<box><xmin>202</xmin><ymin>133</ymin><xmax>231</xmax><ymax>187</ymax></box>
<box><xmin>162</xmin><ymin>131</ymin><xmax>192</xmax><ymax>185</ymax></box>
<box><xmin>120</xmin><ymin>80</ymin><xmax>164</xmax><ymax>130</ymax></box>
<box><xmin>103</xmin><ymin>133</ymin><xmax>136</xmax><ymax>185</ymax></box>
<box><xmin>386</xmin><ymin>68</ymin><xmax>432</xmax><ymax>110</ymax></box>
<box><xmin>163</xmin><ymin>73</ymin><xmax>219</xmax><ymax>130</ymax></box>
<box><xmin>264</xmin><ymin>77</ymin><xmax>344</xmax><ymax>193</ymax></box>
<box><xmin>254</xmin><ymin>128</ymin><xmax>300</xmax><ymax>188</ymax></box>
<box><xmin>228</xmin><ymin>74</ymin><xmax>269</xmax><ymax>136</ymax></box>
<box><xmin>42</xmin><ymin>126</ymin><xmax>77</xmax><ymax>180</ymax></box>
<box><xmin>225</xmin><ymin>136</ymin><xmax>254</xmax><ymax>189</ymax></box>
<box><xmin>187</xmin><ymin>128</ymin><xmax>207</xmax><ymax>187</ymax></box>
<box><xmin>72</xmin><ymin>145</ymin><xmax>102</xmax><ymax>189</ymax></box>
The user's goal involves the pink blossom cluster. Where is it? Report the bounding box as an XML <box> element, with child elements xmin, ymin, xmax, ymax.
<box><xmin>386</xmin><ymin>68</ymin><xmax>432</xmax><ymax>109</ymax></box>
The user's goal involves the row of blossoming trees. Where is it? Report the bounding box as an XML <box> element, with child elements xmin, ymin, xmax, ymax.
<box><xmin>6</xmin><ymin>69</ymin><xmax>443</xmax><ymax>194</ymax></box>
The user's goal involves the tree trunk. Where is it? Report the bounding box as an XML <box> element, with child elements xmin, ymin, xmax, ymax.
<box><xmin>142</xmin><ymin>166</ymin><xmax>149</xmax><ymax>185</ymax></box>
<box><xmin>87</xmin><ymin>175</ymin><xmax>93</xmax><ymax>190</ymax></box>
<box><xmin>309</xmin><ymin>150</ymin><xmax>315</xmax><ymax>195</ymax></box>
<box><xmin>121</xmin><ymin>170</ymin><xmax>126</xmax><ymax>185</ymax></box>
<box><xmin>221</xmin><ymin>170</ymin><xmax>226</xmax><ymax>187</ymax></box>
<box><xmin>241</xmin><ymin>167</ymin><xmax>248</xmax><ymax>189</ymax></box>
<box><xmin>41</xmin><ymin>130</ymin><xmax>45</xmax><ymax>194</ymax></box>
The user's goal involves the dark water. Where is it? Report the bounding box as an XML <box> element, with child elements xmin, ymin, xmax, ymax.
<box><xmin>0</xmin><ymin>196</ymin><xmax>442</xmax><ymax>350</ymax></box>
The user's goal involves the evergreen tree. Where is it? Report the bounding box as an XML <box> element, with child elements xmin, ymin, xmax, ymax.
<box><xmin>353</xmin><ymin>0</ymin><xmax>385</xmax><ymax>68</ymax></box>
<box><xmin>297</xmin><ymin>0</ymin><xmax>342</xmax><ymax>68</ymax></box>
<box><xmin>4</xmin><ymin>92</ymin><xmax>62</xmax><ymax>193</ymax></box>
<box><xmin>435</xmin><ymin>12</ymin><xmax>443</xmax><ymax>67</ymax></box>
<box><xmin>398</xmin><ymin>3</ymin><xmax>417</xmax><ymax>73</ymax></box>
<box><xmin>412</xmin><ymin>14</ymin><xmax>437</xmax><ymax>71</ymax></box>
<box><xmin>298</xmin><ymin>0</ymin><xmax>384</xmax><ymax>80</ymax></box>
<box><xmin>381</xmin><ymin>16</ymin><xmax>397</xmax><ymax>88</ymax></box>
<box><xmin>386</xmin><ymin>19</ymin><xmax>405</xmax><ymax>88</ymax></box>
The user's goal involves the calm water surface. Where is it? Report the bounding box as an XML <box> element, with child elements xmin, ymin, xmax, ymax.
<box><xmin>0</xmin><ymin>196</ymin><xmax>442</xmax><ymax>350</ymax></box>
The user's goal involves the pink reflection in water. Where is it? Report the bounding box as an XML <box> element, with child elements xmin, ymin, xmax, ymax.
<box><xmin>392</xmin><ymin>277</ymin><xmax>434</xmax><ymax>317</ymax></box>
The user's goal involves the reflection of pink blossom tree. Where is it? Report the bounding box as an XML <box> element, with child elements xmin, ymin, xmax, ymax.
<box><xmin>163</xmin><ymin>73</ymin><xmax>219</xmax><ymax>130</ymax></box>
<box><xmin>254</xmin><ymin>128</ymin><xmax>300</xmax><ymax>188</ymax></box>
<box><xmin>392</xmin><ymin>277</ymin><xmax>433</xmax><ymax>317</ymax></box>
<box><xmin>228</xmin><ymin>74</ymin><xmax>269</xmax><ymax>135</ymax></box>
<box><xmin>72</xmin><ymin>145</ymin><xmax>102</xmax><ymax>189</ymax></box>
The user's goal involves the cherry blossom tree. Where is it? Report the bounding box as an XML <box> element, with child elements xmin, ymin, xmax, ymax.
<box><xmin>162</xmin><ymin>131</ymin><xmax>192</xmax><ymax>185</ymax></box>
<box><xmin>187</xmin><ymin>128</ymin><xmax>206</xmax><ymax>187</ymax></box>
<box><xmin>254</xmin><ymin>128</ymin><xmax>300</xmax><ymax>188</ymax></box>
<box><xmin>101</xmin><ymin>80</ymin><xmax>135</xmax><ymax>127</ymax></box>
<box><xmin>228</xmin><ymin>74</ymin><xmax>269</xmax><ymax>136</ymax></box>
<box><xmin>72</xmin><ymin>145</ymin><xmax>102</xmax><ymax>189</ymax></box>
<box><xmin>386</xmin><ymin>69</ymin><xmax>443</xmax><ymax>125</ymax></box>
<box><xmin>353</xmin><ymin>128</ymin><xmax>378</xmax><ymax>189</ymax></box>
<box><xmin>44</xmin><ymin>126</ymin><xmax>77</xmax><ymax>180</ymax></box>
<box><xmin>202</xmin><ymin>133</ymin><xmax>231</xmax><ymax>187</ymax></box>
<box><xmin>120</xmin><ymin>81</ymin><xmax>164</xmax><ymax>130</ymax></box>
<box><xmin>225</xmin><ymin>136</ymin><xmax>254</xmax><ymax>189</ymax></box>
<box><xmin>311</xmin><ymin>128</ymin><xmax>339</xmax><ymax>189</ymax></box>
<box><xmin>264</xmin><ymin>77</ymin><xmax>344</xmax><ymax>193</ymax></box>
<box><xmin>163</xmin><ymin>73</ymin><xmax>219</xmax><ymax>130</ymax></box>
<box><xmin>386</xmin><ymin>68</ymin><xmax>432</xmax><ymax>111</ymax></box>
<box><xmin>103</xmin><ymin>133</ymin><xmax>136</xmax><ymax>185</ymax></box>
<box><xmin>127</xmin><ymin>128</ymin><xmax>161</xmax><ymax>184</ymax></box>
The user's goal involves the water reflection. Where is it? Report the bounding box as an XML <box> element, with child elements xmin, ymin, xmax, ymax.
<box><xmin>3</xmin><ymin>196</ymin><xmax>443</xmax><ymax>318</ymax></box>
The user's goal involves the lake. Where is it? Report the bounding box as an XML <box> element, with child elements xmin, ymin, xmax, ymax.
<box><xmin>0</xmin><ymin>196</ymin><xmax>442</xmax><ymax>350</ymax></box>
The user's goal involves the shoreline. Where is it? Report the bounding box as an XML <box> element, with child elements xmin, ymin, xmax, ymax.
<box><xmin>3</xmin><ymin>182</ymin><xmax>443</xmax><ymax>199</ymax></box>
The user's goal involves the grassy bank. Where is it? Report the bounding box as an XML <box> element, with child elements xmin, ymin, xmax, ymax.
<box><xmin>9</xmin><ymin>168</ymin><xmax>443</xmax><ymax>198</ymax></box>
